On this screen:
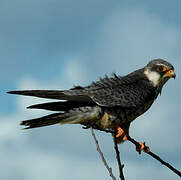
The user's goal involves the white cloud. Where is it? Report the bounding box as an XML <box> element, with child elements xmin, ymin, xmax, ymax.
<box><xmin>2</xmin><ymin>76</ymin><xmax>180</xmax><ymax>180</ymax></box>
<box><xmin>0</xmin><ymin>115</ymin><xmax>27</xmax><ymax>144</ymax></box>
<box><xmin>63</xmin><ymin>57</ymin><xmax>89</xmax><ymax>86</ymax></box>
<box><xmin>2</xmin><ymin>6</ymin><xmax>181</xmax><ymax>180</ymax></box>
<box><xmin>88</xmin><ymin>7</ymin><xmax>181</xmax><ymax>75</ymax></box>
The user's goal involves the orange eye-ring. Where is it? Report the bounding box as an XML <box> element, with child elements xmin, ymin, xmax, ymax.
<box><xmin>157</xmin><ymin>65</ymin><xmax>167</xmax><ymax>72</ymax></box>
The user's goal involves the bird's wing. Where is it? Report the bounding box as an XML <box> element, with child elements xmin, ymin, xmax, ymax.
<box><xmin>8</xmin><ymin>74</ymin><xmax>157</xmax><ymax>109</ymax></box>
<box><xmin>86</xmin><ymin>74</ymin><xmax>157</xmax><ymax>108</ymax></box>
<box><xmin>7</xmin><ymin>89</ymin><xmax>93</xmax><ymax>102</ymax></box>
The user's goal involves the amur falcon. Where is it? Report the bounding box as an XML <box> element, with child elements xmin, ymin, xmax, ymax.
<box><xmin>8</xmin><ymin>59</ymin><xmax>176</xmax><ymax>153</ymax></box>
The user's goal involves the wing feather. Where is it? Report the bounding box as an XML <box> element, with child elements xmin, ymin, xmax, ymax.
<box><xmin>8</xmin><ymin>72</ymin><xmax>157</xmax><ymax>109</ymax></box>
<box><xmin>7</xmin><ymin>90</ymin><xmax>92</xmax><ymax>102</ymax></box>
<box><xmin>85</xmin><ymin>73</ymin><xmax>157</xmax><ymax>108</ymax></box>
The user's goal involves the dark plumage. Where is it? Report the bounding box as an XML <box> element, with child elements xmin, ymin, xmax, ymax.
<box><xmin>7</xmin><ymin>59</ymin><xmax>176</xmax><ymax>144</ymax></box>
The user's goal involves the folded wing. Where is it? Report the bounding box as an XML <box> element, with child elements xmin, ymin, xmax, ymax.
<box><xmin>8</xmin><ymin>73</ymin><xmax>157</xmax><ymax>109</ymax></box>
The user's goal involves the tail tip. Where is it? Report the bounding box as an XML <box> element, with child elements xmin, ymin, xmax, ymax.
<box><xmin>26</xmin><ymin>105</ymin><xmax>33</xmax><ymax>109</ymax></box>
<box><xmin>7</xmin><ymin>91</ymin><xmax>20</xmax><ymax>95</ymax></box>
<box><xmin>20</xmin><ymin>121</ymin><xmax>24</xmax><ymax>126</ymax></box>
<box><xmin>20</xmin><ymin>121</ymin><xmax>31</xmax><ymax>129</ymax></box>
<box><xmin>7</xmin><ymin>91</ymin><xmax>14</xmax><ymax>94</ymax></box>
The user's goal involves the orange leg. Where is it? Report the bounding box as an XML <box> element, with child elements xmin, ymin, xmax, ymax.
<box><xmin>116</xmin><ymin>126</ymin><xmax>127</xmax><ymax>141</ymax></box>
<box><xmin>115</xmin><ymin>126</ymin><xmax>150</xmax><ymax>153</ymax></box>
<box><xmin>136</xmin><ymin>142</ymin><xmax>150</xmax><ymax>154</ymax></box>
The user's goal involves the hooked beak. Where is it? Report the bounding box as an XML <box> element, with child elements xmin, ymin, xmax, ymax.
<box><xmin>166</xmin><ymin>69</ymin><xmax>176</xmax><ymax>79</ymax></box>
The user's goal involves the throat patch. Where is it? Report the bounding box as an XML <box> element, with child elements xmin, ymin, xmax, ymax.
<box><xmin>144</xmin><ymin>69</ymin><xmax>160</xmax><ymax>87</ymax></box>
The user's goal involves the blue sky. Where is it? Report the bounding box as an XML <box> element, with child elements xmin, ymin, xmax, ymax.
<box><xmin>1</xmin><ymin>0</ymin><xmax>181</xmax><ymax>180</ymax></box>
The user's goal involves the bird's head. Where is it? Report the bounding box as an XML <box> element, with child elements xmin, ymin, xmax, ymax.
<box><xmin>144</xmin><ymin>59</ymin><xmax>176</xmax><ymax>91</ymax></box>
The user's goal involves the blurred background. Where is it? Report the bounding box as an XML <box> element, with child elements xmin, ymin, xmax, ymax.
<box><xmin>1</xmin><ymin>0</ymin><xmax>181</xmax><ymax>179</ymax></box>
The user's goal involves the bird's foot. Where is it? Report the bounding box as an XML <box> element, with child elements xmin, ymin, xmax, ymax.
<box><xmin>136</xmin><ymin>142</ymin><xmax>150</xmax><ymax>154</ymax></box>
<box><xmin>115</xmin><ymin>126</ymin><xmax>127</xmax><ymax>141</ymax></box>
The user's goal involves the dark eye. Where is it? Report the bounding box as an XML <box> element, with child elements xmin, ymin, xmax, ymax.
<box><xmin>157</xmin><ymin>65</ymin><xmax>167</xmax><ymax>72</ymax></box>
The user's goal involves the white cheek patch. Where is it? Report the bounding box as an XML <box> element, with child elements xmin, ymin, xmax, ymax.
<box><xmin>144</xmin><ymin>69</ymin><xmax>161</xmax><ymax>87</ymax></box>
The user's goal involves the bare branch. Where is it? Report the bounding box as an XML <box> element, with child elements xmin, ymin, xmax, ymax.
<box><xmin>126</xmin><ymin>135</ymin><xmax>181</xmax><ymax>178</ymax></box>
<box><xmin>112</xmin><ymin>134</ymin><xmax>125</xmax><ymax>180</ymax></box>
<box><xmin>84</xmin><ymin>126</ymin><xmax>181</xmax><ymax>178</ymax></box>
<box><xmin>90</xmin><ymin>127</ymin><xmax>117</xmax><ymax>180</ymax></box>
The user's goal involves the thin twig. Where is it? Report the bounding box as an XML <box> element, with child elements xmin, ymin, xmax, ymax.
<box><xmin>84</xmin><ymin>126</ymin><xmax>181</xmax><ymax>178</ymax></box>
<box><xmin>112</xmin><ymin>134</ymin><xmax>125</xmax><ymax>180</ymax></box>
<box><xmin>127</xmin><ymin>135</ymin><xmax>181</xmax><ymax>178</ymax></box>
<box><xmin>90</xmin><ymin>127</ymin><xmax>117</xmax><ymax>180</ymax></box>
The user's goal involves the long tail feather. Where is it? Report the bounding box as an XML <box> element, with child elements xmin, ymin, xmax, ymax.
<box><xmin>21</xmin><ymin>107</ymin><xmax>101</xmax><ymax>129</ymax></box>
<box><xmin>27</xmin><ymin>101</ymin><xmax>95</xmax><ymax>111</ymax></box>
<box><xmin>7</xmin><ymin>90</ymin><xmax>91</xmax><ymax>102</ymax></box>
<box><xmin>20</xmin><ymin>113</ymin><xmax>65</xmax><ymax>129</ymax></box>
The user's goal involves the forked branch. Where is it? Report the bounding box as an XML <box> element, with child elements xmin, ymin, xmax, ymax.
<box><xmin>126</xmin><ymin>135</ymin><xmax>181</xmax><ymax>178</ymax></box>
<box><xmin>86</xmin><ymin>126</ymin><xmax>181</xmax><ymax>178</ymax></box>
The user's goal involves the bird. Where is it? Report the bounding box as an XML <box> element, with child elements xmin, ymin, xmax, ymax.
<box><xmin>7</xmin><ymin>59</ymin><xmax>176</xmax><ymax>153</ymax></box>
